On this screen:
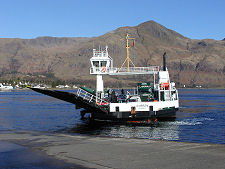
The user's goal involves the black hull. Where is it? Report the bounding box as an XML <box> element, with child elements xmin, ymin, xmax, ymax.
<box><xmin>91</xmin><ymin>107</ymin><xmax>178</xmax><ymax>122</ymax></box>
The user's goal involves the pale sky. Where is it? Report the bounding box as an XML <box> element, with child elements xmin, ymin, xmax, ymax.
<box><xmin>0</xmin><ymin>0</ymin><xmax>224</xmax><ymax>40</ymax></box>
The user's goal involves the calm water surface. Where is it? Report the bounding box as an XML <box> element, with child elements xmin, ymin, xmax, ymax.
<box><xmin>0</xmin><ymin>89</ymin><xmax>225</xmax><ymax>144</ymax></box>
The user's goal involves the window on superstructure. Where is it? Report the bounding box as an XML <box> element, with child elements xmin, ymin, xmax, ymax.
<box><xmin>100</xmin><ymin>61</ymin><xmax>107</xmax><ymax>67</ymax></box>
<box><xmin>93</xmin><ymin>61</ymin><xmax>99</xmax><ymax>67</ymax></box>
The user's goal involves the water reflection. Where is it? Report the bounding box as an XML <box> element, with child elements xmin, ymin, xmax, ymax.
<box><xmin>68</xmin><ymin>120</ymin><xmax>180</xmax><ymax>141</ymax></box>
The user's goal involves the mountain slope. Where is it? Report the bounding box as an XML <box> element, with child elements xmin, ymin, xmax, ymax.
<box><xmin>0</xmin><ymin>20</ymin><xmax>224</xmax><ymax>87</ymax></box>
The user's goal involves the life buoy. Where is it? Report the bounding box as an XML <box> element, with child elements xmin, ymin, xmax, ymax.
<box><xmin>96</xmin><ymin>101</ymin><xmax>108</xmax><ymax>105</ymax></box>
<box><xmin>160</xmin><ymin>82</ymin><xmax>169</xmax><ymax>90</ymax></box>
<box><xmin>101</xmin><ymin>67</ymin><xmax>106</xmax><ymax>73</ymax></box>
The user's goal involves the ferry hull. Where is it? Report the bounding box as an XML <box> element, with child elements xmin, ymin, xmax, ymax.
<box><xmin>90</xmin><ymin>107</ymin><xmax>178</xmax><ymax>122</ymax></box>
<box><xmin>28</xmin><ymin>87</ymin><xmax>178</xmax><ymax>123</ymax></box>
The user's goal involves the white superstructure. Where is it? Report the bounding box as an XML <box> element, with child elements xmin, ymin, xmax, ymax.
<box><xmin>88</xmin><ymin>34</ymin><xmax>179</xmax><ymax>121</ymax></box>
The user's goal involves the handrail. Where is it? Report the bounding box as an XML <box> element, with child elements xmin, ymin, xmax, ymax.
<box><xmin>76</xmin><ymin>88</ymin><xmax>108</xmax><ymax>105</ymax></box>
<box><xmin>90</xmin><ymin>66</ymin><xmax>160</xmax><ymax>75</ymax></box>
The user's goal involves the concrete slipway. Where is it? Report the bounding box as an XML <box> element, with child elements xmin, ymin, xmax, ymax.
<box><xmin>0</xmin><ymin>131</ymin><xmax>225</xmax><ymax>169</ymax></box>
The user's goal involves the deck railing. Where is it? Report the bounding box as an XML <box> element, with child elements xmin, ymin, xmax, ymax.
<box><xmin>76</xmin><ymin>88</ymin><xmax>108</xmax><ymax>105</ymax></box>
<box><xmin>90</xmin><ymin>66</ymin><xmax>160</xmax><ymax>75</ymax></box>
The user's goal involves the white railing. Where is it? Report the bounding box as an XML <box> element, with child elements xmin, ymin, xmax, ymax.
<box><xmin>90</xmin><ymin>66</ymin><xmax>160</xmax><ymax>75</ymax></box>
<box><xmin>76</xmin><ymin>88</ymin><xmax>108</xmax><ymax>105</ymax></box>
<box><xmin>93</xmin><ymin>52</ymin><xmax>107</xmax><ymax>57</ymax></box>
<box><xmin>115</xmin><ymin>66</ymin><xmax>160</xmax><ymax>73</ymax></box>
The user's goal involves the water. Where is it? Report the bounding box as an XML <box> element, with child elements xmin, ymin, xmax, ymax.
<box><xmin>0</xmin><ymin>90</ymin><xmax>81</xmax><ymax>132</ymax></box>
<box><xmin>0</xmin><ymin>141</ymin><xmax>84</xmax><ymax>169</ymax></box>
<box><xmin>0</xmin><ymin>89</ymin><xmax>225</xmax><ymax>144</ymax></box>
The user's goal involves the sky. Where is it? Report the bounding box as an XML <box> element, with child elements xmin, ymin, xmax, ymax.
<box><xmin>0</xmin><ymin>0</ymin><xmax>224</xmax><ymax>40</ymax></box>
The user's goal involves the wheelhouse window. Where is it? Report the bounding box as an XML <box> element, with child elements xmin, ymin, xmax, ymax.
<box><xmin>100</xmin><ymin>61</ymin><xmax>107</xmax><ymax>67</ymax></box>
<box><xmin>93</xmin><ymin>61</ymin><xmax>99</xmax><ymax>67</ymax></box>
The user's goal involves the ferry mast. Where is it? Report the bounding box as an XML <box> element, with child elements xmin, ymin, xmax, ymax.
<box><xmin>119</xmin><ymin>34</ymin><xmax>136</xmax><ymax>72</ymax></box>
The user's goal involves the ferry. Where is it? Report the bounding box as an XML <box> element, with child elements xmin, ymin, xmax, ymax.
<box><xmin>29</xmin><ymin>34</ymin><xmax>179</xmax><ymax>123</ymax></box>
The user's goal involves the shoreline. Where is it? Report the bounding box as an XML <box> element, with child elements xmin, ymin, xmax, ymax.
<box><xmin>1</xmin><ymin>87</ymin><xmax>225</xmax><ymax>91</ymax></box>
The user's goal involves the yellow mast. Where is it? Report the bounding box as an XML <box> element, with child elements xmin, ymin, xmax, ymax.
<box><xmin>119</xmin><ymin>34</ymin><xmax>135</xmax><ymax>72</ymax></box>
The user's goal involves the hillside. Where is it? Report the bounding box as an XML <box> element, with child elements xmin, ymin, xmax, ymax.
<box><xmin>0</xmin><ymin>20</ymin><xmax>224</xmax><ymax>88</ymax></box>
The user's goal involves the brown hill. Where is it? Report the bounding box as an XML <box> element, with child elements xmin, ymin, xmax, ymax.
<box><xmin>0</xmin><ymin>20</ymin><xmax>224</xmax><ymax>88</ymax></box>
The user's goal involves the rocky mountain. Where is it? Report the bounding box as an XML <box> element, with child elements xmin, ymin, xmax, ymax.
<box><xmin>0</xmin><ymin>20</ymin><xmax>224</xmax><ymax>88</ymax></box>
